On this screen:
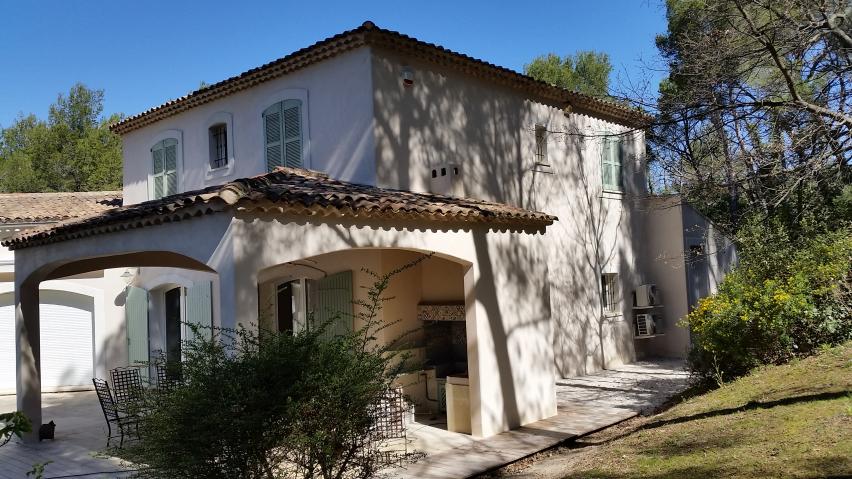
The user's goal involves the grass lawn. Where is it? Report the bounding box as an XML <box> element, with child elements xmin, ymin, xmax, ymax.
<box><xmin>562</xmin><ymin>342</ymin><xmax>852</xmax><ymax>478</ymax></box>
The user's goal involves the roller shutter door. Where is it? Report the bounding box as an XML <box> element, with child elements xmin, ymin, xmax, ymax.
<box><xmin>0</xmin><ymin>291</ymin><xmax>94</xmax><ymax>392</ymax></box>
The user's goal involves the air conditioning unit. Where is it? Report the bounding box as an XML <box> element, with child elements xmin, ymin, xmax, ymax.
<box><xmin>633</xmin><ymin>284</ymin><xmax>660</xmax><ymax>307</ymax></box>
<box><xmin>429</xmin><ymin>164</ymin><xmax>463</xmax><ymax>197</ymax></box>
<box><xmin>635</xmin><ymin>314</ymin><xmax>658</xmax><ymax>337</ymax></box>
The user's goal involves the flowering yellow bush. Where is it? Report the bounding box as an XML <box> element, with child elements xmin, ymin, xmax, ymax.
<box><xmin>682</xmin><ymin>229</ymin><xmax>852</xmax><ymax>381</ymax></box>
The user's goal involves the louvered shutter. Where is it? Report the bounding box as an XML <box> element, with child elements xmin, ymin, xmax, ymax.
<box><xmin>614</xmin><ymin>139</ymin><xmax>624</xmax><ymax>190</ymax></box>
<box><xmin>263</xmin><ymin>103</ymin><xmax>284</xmax><ymax>171</ymax></box>
<box><xmin>310</xmin><ymin>270</ymin><xmax>353</xmax><ymax>340</ymax></box>
<box><xmin>163</xmin><ymin>139</ymin><xmax>178</xmax><ymax>196</ymax></box>
<box><xmin>185</xmin><ymin>281</ymin><xmax>213</xmax><ymax>342</ymax></box>
<box><xmin>152</xmin><ymin>144</ymin><xmax>165</xmax><ymax>199</ymax></box>
<box><xmin>601</xmin><ymin>138</ymin><xmax>623</xmax><ymax>191</ymax></box>
<box><xmin>126</xmin><ymin>286</ymin><xmax>149</xmax><ymax>369</ymax></box>
<box><xmin>283</xmin><ymin>99</ymin><xmax>303</xmax><ymax>168</ymax></box>
<box><xmin>151</xmin><ymin>138</ymin><xmax>179</xmax><ymax>199</ymax></box>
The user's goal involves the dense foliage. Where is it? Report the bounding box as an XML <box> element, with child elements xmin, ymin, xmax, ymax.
<box><xmin>643</xmin><ymin>0</ymin><xmax>852</xmax><ymax>382</ymax></box>
<box><xmin>524</xmin><ymin>51</ymin><xmax>612</xmax><ymax>97</ymax></box>
<box><xmin>649</xmin><ymin>0</ymin><xmax>851</xmax><ymax>238</ymax></box>
<box><xmin>683</xmin><ymin>227</ymin><xmax>852</xmax><ymax>382</ymax></box>
<box><xmin>0</xmin><ymin>83</ymin><xmax>122</xmax><ymax>192</ymax></box>
<box><xmin>124</xmin><ymin>261</ymin><xmax>420</xmax><ymax>479</ymax></box>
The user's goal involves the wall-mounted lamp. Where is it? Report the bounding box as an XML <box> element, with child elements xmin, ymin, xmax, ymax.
<box><xmin>401</xmin><ymin>66</ymin><xmax>414</xmax><ymax>87</ymax></box>
<box><xmin>120</xmin><ymin>268</ymin><xmax>136</xmax><ymax>286</ymax></box>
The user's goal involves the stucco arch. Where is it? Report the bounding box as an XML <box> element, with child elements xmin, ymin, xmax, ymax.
<box><xmin>256</xmin><ymin>245</ymin><xmax>473</xmax><ymax>285</ymax></box>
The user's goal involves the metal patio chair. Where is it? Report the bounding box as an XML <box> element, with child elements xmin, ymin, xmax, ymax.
<box><xmin>110</xmin><ymin>366</ymin><xmax>144</xmax><ymax>409</ymax></box>
<box><xmin>92</xmin><ymin>378</ymin><xmax>138</xmax><ymax>447</ymax></box>
<box><xmin>155</xmin><ymin>361</ymin><xmax>183</xmax><ymax>393</ymax></box>
<box><xmin>367</xmin><ymin>387</ymin><xmax>409</xmax><ymax>465</ymax></box>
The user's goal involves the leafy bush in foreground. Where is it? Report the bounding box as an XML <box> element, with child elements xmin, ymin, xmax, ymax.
<box><xmin>124</xmin><ymin>258</ymin><xmax>426</xmax><ymax>479</ymax></box>
<box><xmin>683</xmin><ymin>228</ymin><xmax>852</xmax><ymax>383</ymax></box>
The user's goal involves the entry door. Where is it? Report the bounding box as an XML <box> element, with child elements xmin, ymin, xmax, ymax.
<box><xmin>164</xmin><ymin>287</ymin><xmax>182</xmax><ymax>364</ymax></box>
<box><xmin>276</xmin><ymin>280</ymin><xmax>303</xmax><ymax>333</ymax></box>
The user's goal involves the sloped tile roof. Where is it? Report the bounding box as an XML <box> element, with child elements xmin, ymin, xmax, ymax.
<box><xmin>0</xmin><ymin>191</ymin><xmax>122</xmax><ymax>225</ymax></box>
<box><xmin>110</xmin><ymin>21</ymin><xmax>650</xmax><ymax>135</ymax></box>
<box><xmin>3</xmin><ymin>168</ymin><xmax>556</xmax><ymax>250</ymax></box>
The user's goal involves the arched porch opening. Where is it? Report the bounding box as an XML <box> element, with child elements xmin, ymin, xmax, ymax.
<box><xmin>13</xmin><ymin>250</ymin><xmax>219</xmax><ymax>442</ymax></box>
<box><xmin>256</xmin><ymin>247</ymin><xmax>477</xmax><ymax>438</ymax></box>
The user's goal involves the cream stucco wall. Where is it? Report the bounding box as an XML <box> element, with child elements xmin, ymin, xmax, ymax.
<box><xmin>636</xmin><ymin>198</ymin><xmax>690</xmax><ymax>358</ymax></box>
<box><xmin>370</xmin><ymin>49</ymin><xmax>645</xmax><ymax>377</ymax></box>
<box><xmin>636</xmin><ymin>198</ymin><xmax>737</xmax><ymax>358</ymax></box>
<box><xmin>121</xmin><ymin>47</ymin><xmax>377</xmax><ymax>205</ymax></box>
<box><xmin>12</xmin><ymin>211</ymin><xmax>555</xmax><ymax>438</ymax></box>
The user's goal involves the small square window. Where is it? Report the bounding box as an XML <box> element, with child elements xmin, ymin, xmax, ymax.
<box><xmin>535</xmin><ymin>124</ymin><xmax>548</xmax><ymax>164</ymax></box>
<box><xmin>601</xmin><ymin>273</ymin><xmax>620</xmax><ymax>314</ymax></box>
<box><xmin>209</xmin><ymin>124</ymin><xmax>228</xmax><ymax>169</ymax></box>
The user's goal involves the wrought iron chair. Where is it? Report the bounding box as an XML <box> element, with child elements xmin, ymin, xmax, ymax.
<box><xmin>367</xmin><ymin>387</ymin><xmax>409</xmax><ymax>464</ymax></box>
<box><xmin>155</xmin><ymin>361</ymin><xmax>182</xmax><ymax>393</ymax></box>
<box><xmin>92</xmin><ymin>378</ymin><xmax>138</xmax><ymax>447</ymax></box>
<box><xmin>110</xmin><ymin>367</ymin><xmax>144</xmax><ymax>408</ymax></box>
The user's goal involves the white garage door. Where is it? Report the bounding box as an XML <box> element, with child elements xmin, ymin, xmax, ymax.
<box><xmin>0</xmin><ymin>291</ymin><xmax>94</xmax><ymax>392</ymax></box>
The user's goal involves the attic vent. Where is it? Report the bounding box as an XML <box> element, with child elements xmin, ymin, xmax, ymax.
<box><xmin>429</xmin><ymin>164</ymin><xmax>463</xmax><ymax>197</ymax></box>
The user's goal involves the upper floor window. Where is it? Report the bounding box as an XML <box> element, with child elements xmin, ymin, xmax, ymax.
<box><xmin>263</xmin><ymin>99</ymin><xmax>303</xmax><ymax>171</ymax></box>
<box><xmin>534</xmin><ymin>124</ymin><xmax>548</xmax><ymax>164</ymax></box>
<box><xmin>601</xmin><ymin>273</ymin><xmax>620</xmax><ymax>315</ymax></box>
<box><xmin>151</xmin><ymin>138</ymin><xmax>178</xmax><ymax>199</ymax></box>
<box><xmin>209</xmin><ymin>123</ymin><xmax>228</xmax><ymax>169</ymax></box>
<box><xmin>601</xmin><ymin>135</ymin><xmax>624</xmax><ymax>192</ymax></box>
<box><xmin>204</xmin><ymin>112</ymin><xmax>235</xmax><ymax>182</ymax></box>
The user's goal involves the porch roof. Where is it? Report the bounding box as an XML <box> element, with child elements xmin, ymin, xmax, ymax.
<box><xmin>0</xmin><ymin>191</ymin><xmax>122</xmax><ymax>226</ymax></box>
<box><xmin>2</xmin><ymin>168</ymin><xmax>557</xmax><ymax>250</ymax></box>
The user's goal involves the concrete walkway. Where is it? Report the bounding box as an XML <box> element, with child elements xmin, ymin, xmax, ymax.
<box><xmin>556</xmin><ymin>359</ymin><xmax>691</xmax><ymax>415</ymax></box>
<box><xmin>0</xmin><ymin>391</ymin><xmax>132</xmax><ymax>479</ymax></box>
<box><xmin>0</xmin><ymin>359</ymin><xmax>689</xmax><ymax>478</ymax></box>
<box><xmin>393</xmin><ymin>359</ymin><xmax>690</xmax><ymax>479</ymax></box>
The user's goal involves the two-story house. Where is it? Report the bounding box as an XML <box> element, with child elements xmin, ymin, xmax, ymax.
<box><xmin>4</xmin><ymin>22</ymin><xmax>735</xmax><ymax>441</ymax></box>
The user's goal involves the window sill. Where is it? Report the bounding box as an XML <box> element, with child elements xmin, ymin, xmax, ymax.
<box><xmin>532</xmin><ymin>162</ymin><xmax>555</xmax><ymax>175</ymax></box>
<box><xmin>601</xmin><ymin>189</ymin><xmax>625</xmax><ymax>200</ymax></box>
<box><xmin>205</xmin><ymin>163</ymin><xmax>235</xmax><ymax>182</ymax></box>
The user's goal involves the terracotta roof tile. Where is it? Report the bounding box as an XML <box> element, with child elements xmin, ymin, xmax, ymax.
<box><xmin>3</xmin><ymin>168</ymin><xmax>556</xmax><ymax>250</ymax></box>
<box><xmin>110</xmin><ymin>21</ymin><xmax>650</xmax><ymax>135</ymax></box>
<box><xmin>0</xmin><ymin>191</ymin><xmax>122</xmax><ymax>225</ymax></box>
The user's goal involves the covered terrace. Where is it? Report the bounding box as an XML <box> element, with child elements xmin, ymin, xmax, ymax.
<box><xmin>4</xmin><ymin>167</ymin><xmax>557</xmax><ymax>443</ymax></box>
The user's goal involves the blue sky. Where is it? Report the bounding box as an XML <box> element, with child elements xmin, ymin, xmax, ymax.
<box><xmin>0</xmin><ymin>1</ymin><xmax>668</xmax><ymax>127</ymax></box>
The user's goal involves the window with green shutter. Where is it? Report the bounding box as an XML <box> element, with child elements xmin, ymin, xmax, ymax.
<box><xmin>308</xmin><ymin>270</ymin><xmax>353</xmax><ymax>341</ymax></box>
<box><xmin>151</xmin><ymin>138</ymin><xmax>179</xmax><ymax>199</ymax></box>
<box><xmin>263</xmin><ymin>99</ymin><xmax>303</xmax><ymax>171</ymax></box>
<box><xmin>185</xmin><ymin>281</ymin><xmax>213</xmax><ymax>342</ymax></box>
<box><xmin>601</xmin><ymin>135</ymin><xmax>624</xmax><ymax>192</ymax></box>
<box><xmin>125</xmin><ymin>286</ymin><xmax>149</xmax><ymax>369</ymax></box>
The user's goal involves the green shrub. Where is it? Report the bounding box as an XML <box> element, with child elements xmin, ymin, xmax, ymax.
<box><xmin>683</xmin><ymin>229</ymin><xmax>852</xmax><ymax>382</ymax></box>
<box><xmin>0</xmin><ymin>411</ymin><xmax>31</xmax><ymax>447</ymax></box>
<box><xmin>124</xmin><ymin>258</ymin><xmax>425</xmax><ymax>479</ymax></box>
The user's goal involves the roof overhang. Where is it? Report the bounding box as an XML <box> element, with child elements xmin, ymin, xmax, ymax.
<box><xmin>3</xmin><ymin>168</ymin><xmax>557</xmax><ymax>251</ymax></box>
<box><xmin>110</xmin><ymin>22</ymin><xmax>651</xmax><ymax>135</ymax></box>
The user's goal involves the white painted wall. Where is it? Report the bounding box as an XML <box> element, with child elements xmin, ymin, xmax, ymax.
<box><xmin>370</xmin><ymin>49</ymin><xmax>646</xmax><ymax>377</ymax></box>
<box><xmin>12</xmin><ymin>211</ymin><xmax>556</xmax><ymax>438</ymax></box>
<box><xmin>637</xmin><ymin>198</ymin><xmax>738</xmax><ymax>358</ymax></box>
<box><xmin>121</xmin><ymin>47</ymin><xmax>377</xmax><ymax>205</ymax></box>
